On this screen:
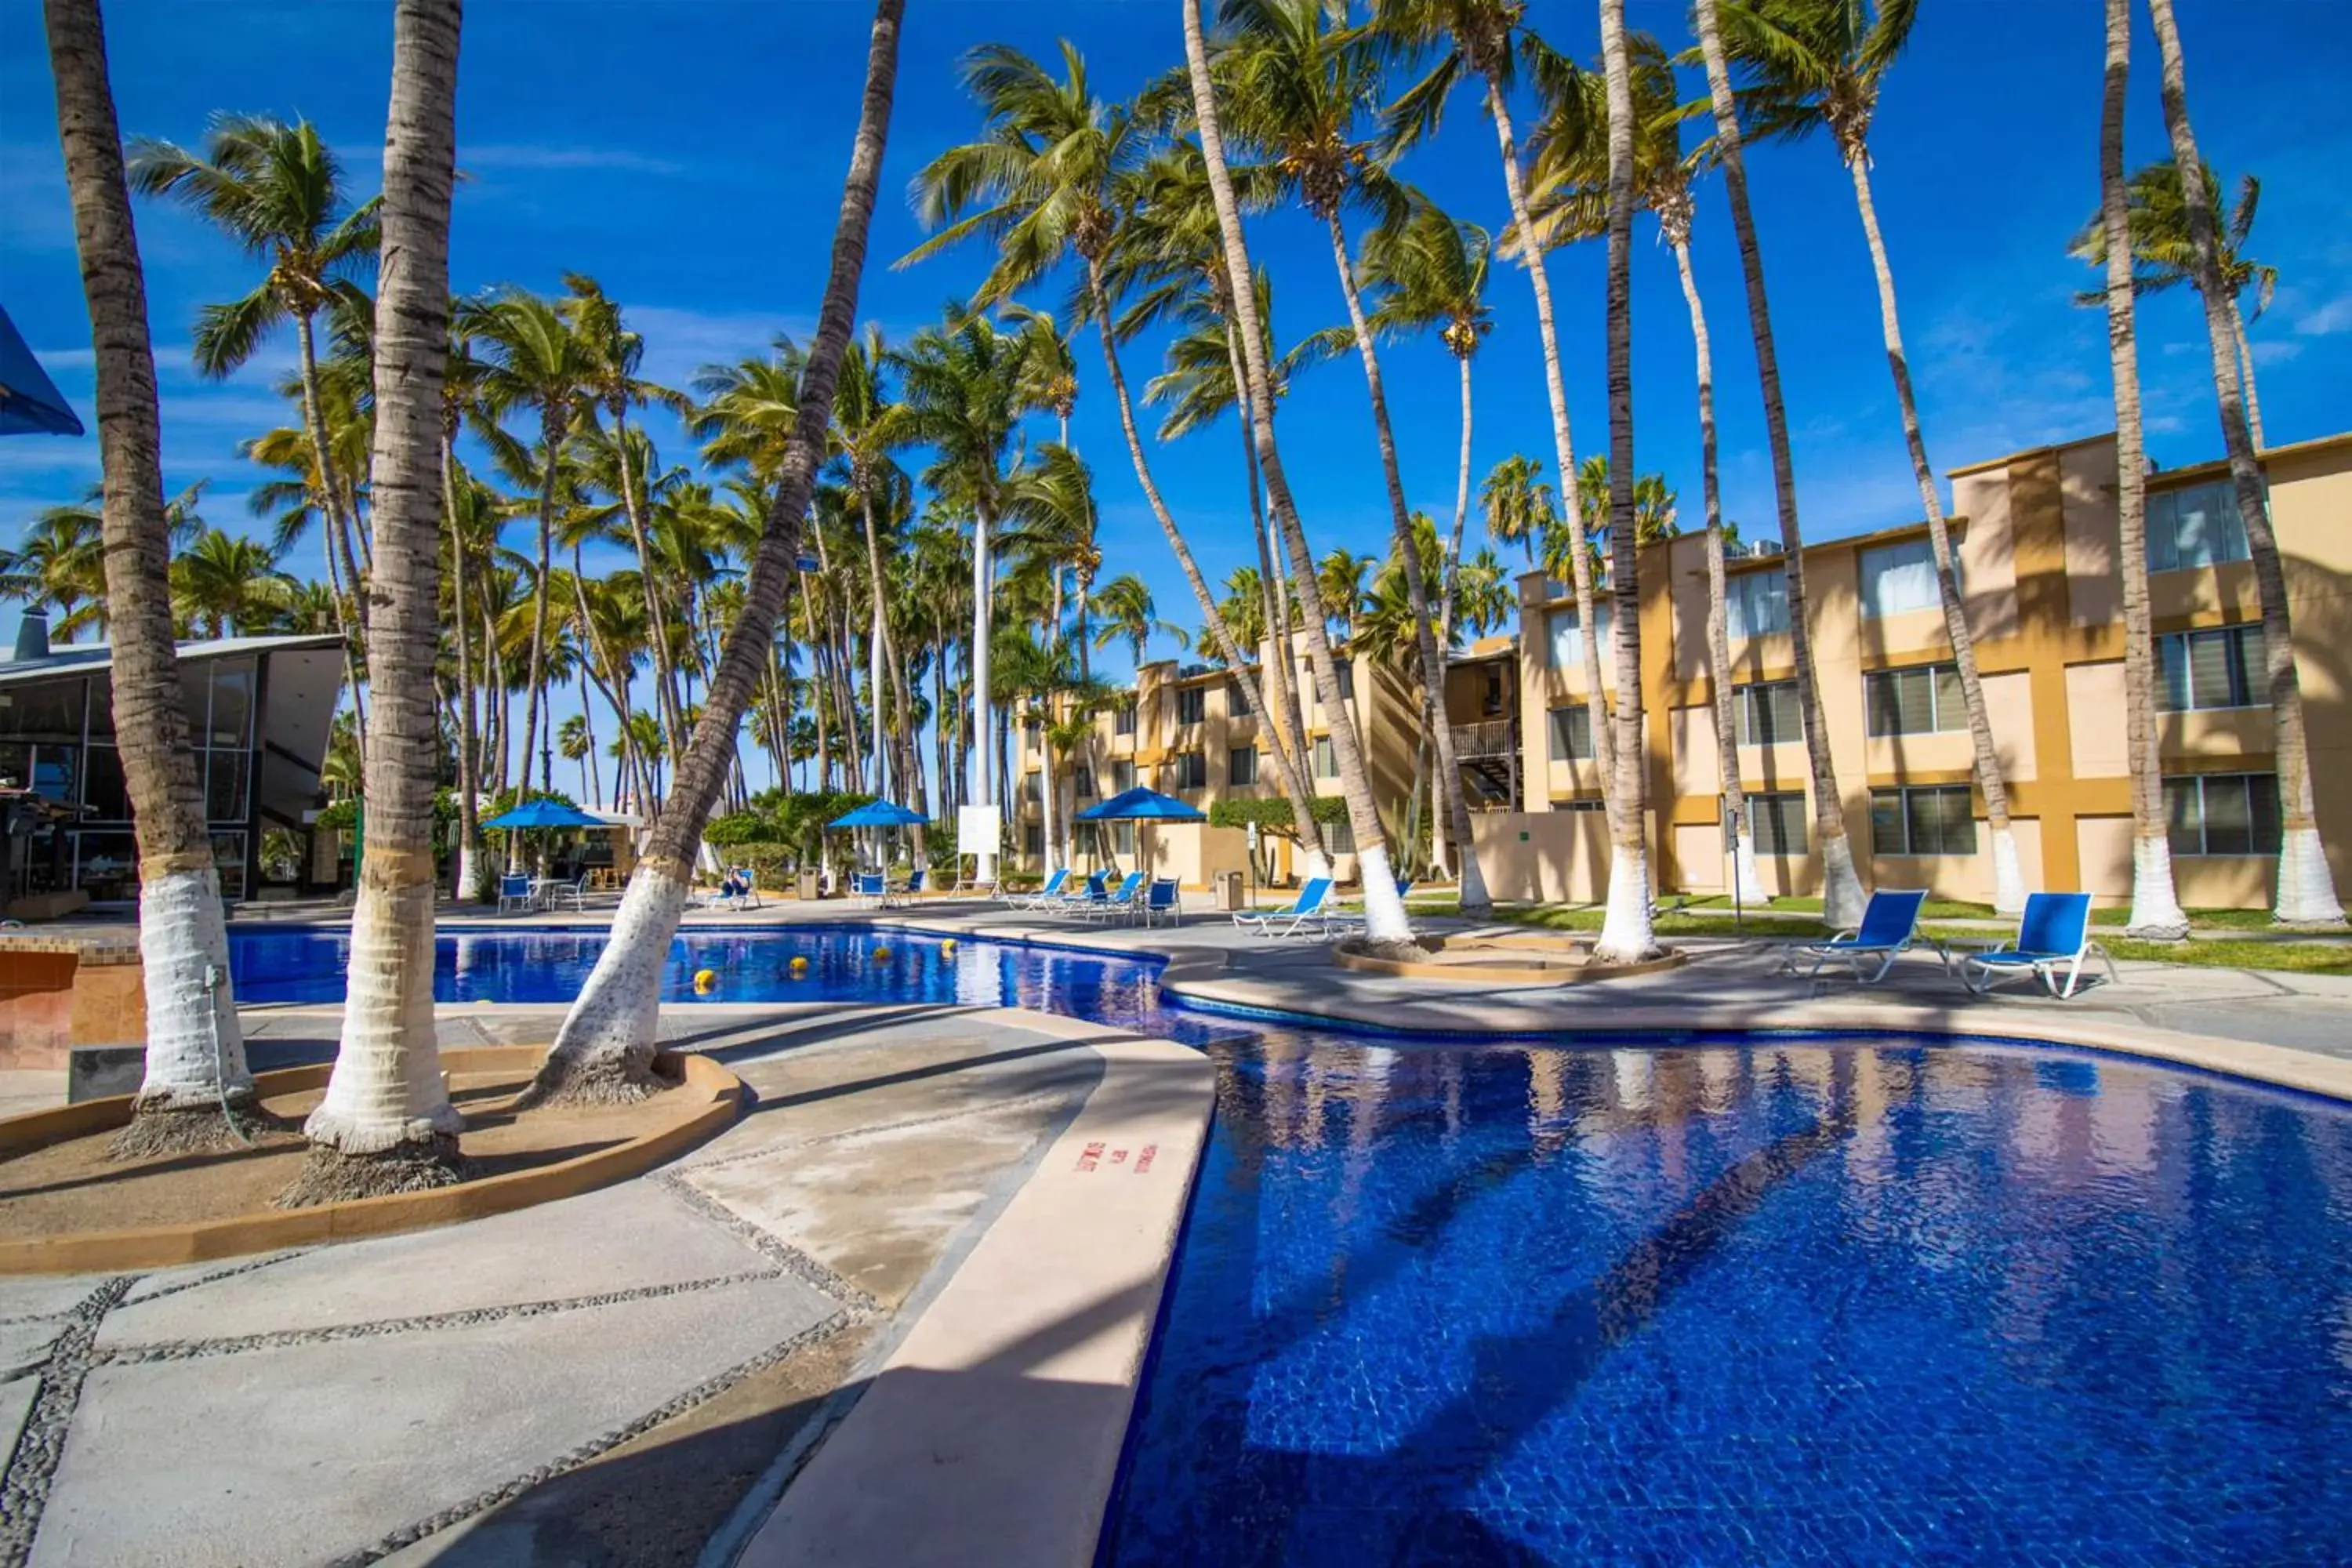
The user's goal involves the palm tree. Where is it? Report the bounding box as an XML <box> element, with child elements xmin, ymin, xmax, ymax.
<box><xmin>557</xmin><ymin>713</ymin><xmax>596</xmax><ymax>804</ymax></box>
<box><xmin>127</xmin><ymin>112</ymin><xmax>378</xmax><ymax>738</ymax></box>
<box><xmin>1479</xmin><ymin>453</ymin><xmax>1557</xmax><ymax>565</ymax></box>
<box><xmin>892</xmin><ymin>303</ymin><xmax>1036</xmax><ymax>883</ymax></box>
<box><xmin>2066</xmin><ymin>157</ymin><xmax>2275</xmax><ymax>448</ymax></box>
<box><xmin>1689</xmin><ymin>0</ymin><xmax>1865</xmax><ymax>926</ymax></box>
<box><xmin>899</xmin><ymin>40</ymin><xmax>1337</xmax><ymax>879</ymax></box>
<box><xmin>42</xmin><ymin>0</ymin><xmax>256</xmax><ymax>1156</ymax></box>
<box><xmin>829</xmin><ymin>325</ymin><xmax>915</xmax><ymax>826</ymax></box>
<box><xmin>459</xmin><ymin>286</ymin><xmax>593</xmax><ymax>797</ymax></box>
<box><xmin>292</xmin><ymin>0</ymin><xmax>466</xmax><ymax>1200</ymax></box>
<box><xmin>2092</xmin><ymin>0</ymin><xmax>2186</xmax><ymax>939</ymax></box>
<box><xmin>1183</xmin><ymin>0</ymin><xmax>1415</xmax><ymax>946</ymax></box>
<box><xmin>1365</xmin><ymin>0</ymin><xmax>1618</xmax><ymax>811</ymax></box>
<box><xmin>535</xmin><ymin>0</ymin><xmax>906</xmax><ymax>1100</ymax></box>
<box><xmin>1092</xmin><ymin>572</ymin><xmax>1187</xmax><ymax>666</ymax></box>
<box><xmin>2143</xmin><ymin>0</ymin><xmax>2343</xmax><ymax>926</ymax></box>
<box><xmin>170</xmin><ymin>528</ymin><xmax>294</xmax><ymax>636</ymax></box>
<box><xmin>1214</xmin><ymin>0</ymin><xmax>1488</xmax><ymax>915</ymax></box>
<box><xmin>1317</xmin><ymin>550</ymin><xmax>1374</xmax><ymax>640</ymax></box>
<box><xmin>1722</xmin><ymin>0</ymin><xmax>2022</xmax><ymax>913</ymax></box>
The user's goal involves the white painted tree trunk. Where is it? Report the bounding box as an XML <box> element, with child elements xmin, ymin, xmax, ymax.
<box><xmin>1355</xmin><ymin>842</ymin><xmax>1413</xmax><ymax>946</ymax></box>
<box><xmin>456</xmin><ymin>836</ymin><xmax>485</xmax><ymax>904</ymax></box>
<box><xmin>1989</xmin><ymin>825</ymin><xmax>2028</xmax><ymax>917</ymax></box>
<box><xmin>1455</xmin><ymin>820</ymin><xmax>1487</xmax><ymax>912</ymax></box>
<box><xmin>971</xmin><ymin>512</ymin><xmax>996</xmax><ymax>885</ymax></box>
<box><xmin>2275</xmin><ymin>826</ymin><xmax>2345</xmax><ymax>926</ymax></box>
<box><xmin>1302</xmin><ymin>845</ymin><xmax>1334</xmax><ymax>881</ymax></box>
<box><xmin>1820</xmin><ymin>833</ymin><xmax>1867</xmax><ymax>930</ymax></box>
<box><xmin>1731</xmin><ymin>829</ymin><xmax>1768</xmax><ymax>906</ymax></box>
<box><xmin>134</xmin><ymin>868</ymin><xmax>251</xmax><ymax>1111</ymax></box>
<box><xmin>538</xmin><ymin>862</ymin><xmax>689</xmax><ymax>1085</ymax></box>
<box><xmin>2126</xmin><ymin>834</ymin><xmax>2190</xmax><ymax>939</ymax></box>
<box><xmin>303</xmin><ymin>873</ymin><xmax>460</xmax><ymax>1152</ymax></box>
<box><xmin>1594</xmin><ymin>842</ymin><xmax>1657</xmax><ymax>964</ymax></box>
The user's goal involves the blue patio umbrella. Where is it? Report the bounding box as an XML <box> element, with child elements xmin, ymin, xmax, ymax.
<box><xmin>1073</xmin><ymin>786</ymin><xmax>1206</xmax><ymax>822</ymax></box>
<box><xmin>482</xmin><ymin>798</ymin><xmax>605</xmax><ymax>829</ymax></box>
<box><xmin>827</xmin><ymin>800</ymin><xmax>927</xmax><ymax>829</ymax></box>
<box><xmin>0</xmin><ymin>306</ymin><xmax>84</xmax><ymax>437</ymax></box>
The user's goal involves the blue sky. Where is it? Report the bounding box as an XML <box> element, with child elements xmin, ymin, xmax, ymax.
<box><xmin>2</xmin><ymin>0</ymin><xmax>2347</xmax><ymax>789</ymax></box>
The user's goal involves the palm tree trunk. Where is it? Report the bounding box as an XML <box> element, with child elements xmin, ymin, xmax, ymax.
<box><xmin>577</xmin><ymin>669</ymin><xmax>602</xmax><ymax>809</ymax></box>
<box><xmin>45</xmin><ymin>0</ymin><xmax>255</xmax><ymax>1156</ymax></box>
<box><xmin>2146</xmin><ymin>0</ymin><xmax>2343</xmax><ymax>925</ymax></box>
<box><xmin>2224</xmin><ymin>294</ymin><xmax>2265</xmax><ymax>451</ymax></box>
<box><xmin>519</xmin><ymin>434</ymin><xmax>560</xmax><ymax>800</ymax></box>
<box><xmin>535</xmin><ymin>0</ymin><xmax>904</xmax><ymax>1099</ymax></box>
<box><xmin>1083</xmin><ymin>258</ymin><xmax>1331</xmax><ymax>877</ymax></box>
<box><xmin>611</xmin><ymin>414</ymin><xmax>687</xmax><ymax>753</ymax></box>
<box><xmin>1670</xmin><ymin>233</ymin><xmax>1764</xmax><ymax>905</ymax></box>
<box><xmin>1182</xmin><ymin>0</ymin><xmax>1409</xmax><ymax>944</ymax></box>
<box><xmin>1227</xmin><ymin>325</ymin><xmax>1315</xmax><ymax>826</ymax></box>
<box><xmin>1692</xmin><ymin>0</ymin><xmax>1864</xmax><ymax>926</ymax></box>
<box><xmin>1478</xmin><ymin>69</ymin><xmax>1614</xmax><ymax>799</ymax></box>
<box><xmin>444</xmin><ymin>431</ymin><xmax>487</xmax><ymax>901</ymax></box>
<box><xmin>1844</xmin><ymin>151</ymin><xmax>2024</xmax><ymax>914</ymax></box>
<box><xmin>1426</xmin><ymin>348</ymin><xmax>1477</xmax><ymax>882</ymax></box>
<box><xmin>296</xmin><ymin>0</ymin><xmax>465</xmax><ymax>1200</ymax></box>
<box><xmin>1321</xmin><ymin>212</ymin><xmax>1486</xmax><ymax>916</ymax></box>
<box><xmin>292</xmin><ymin>307</ymin><xmax>372</xmax><ymax>752</ymax></box>
<box><xmin>1593</xmin><ymin>0</ymin><xmax>1657</xmax><ymax>962</ymax></box>
<box><xmin>969</xmin><ymin>504</ymin><xmax>995</xmax><ymax>878</ymax></box>
<box><xmin>2098</xmin><ymin>0</ymin><xmax>2186</xmax><ymax>938</ymax></box>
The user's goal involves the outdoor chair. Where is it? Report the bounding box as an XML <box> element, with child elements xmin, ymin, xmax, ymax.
<box><xmin>1007</xmin><ymin>868</ymin><xmax>1069</xmax><ymax>909</ymax></box>
<box><xmin>1053</xmin><ymin>869</ymin><xmax>1112</xmax><ymax>915</ymax></box>
<box><xmin>1233</xmin><ymin>877</ymin><xmax>1334</xmax><ymax>938</ymax></box>
<box><xmin>1081</xmin><ymin>871</ymin><xmax>1145</xmax><ymax>921</ymax></box>
<box><xmin>890</xmin><ymin>867</ymin><xmax>926</xmax><ymax>907</ymax></box>
<box><xmin>541</xmin><ymin>873</ymin><xmax>589</xmax><ymax>913</ymax></box>
<box><xmin>496</xmin><ymin>872</ymin><xmax>537</xmax><ymax>916</ymax></box>
<box><xmin>851</xmin><ymin>871</ymin><xmax>888</xmax><ymax>911</ymax></box>
<box><xmin>691</xmin><ymin>868</ymin><xmax>757</xmax><ymax>913</ymax></box>
<box><xmin>1958</xmin><ymin>892</ymin><xmax>2117</xmax><ymax>999</ymax></box>
<box><xmin>1783</xmin><ymin>888</ymin><xmax>1930</xmax><ymax>983</ymax></box>
<box><xmin>1138</xmin><ymin>877</ymin><xmax>1181</xmax><ymax>927</ymax></box>
<box><xmin>728</xmin><ymin>866</ymin><xmax>764</xmax><ymax>910</ymax></box>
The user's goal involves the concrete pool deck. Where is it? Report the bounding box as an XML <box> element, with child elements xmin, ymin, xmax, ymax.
<box><xmin>7</xmin><ymin>899</ymin><xmax>2352</xmax><ymax>1566</ymax></box>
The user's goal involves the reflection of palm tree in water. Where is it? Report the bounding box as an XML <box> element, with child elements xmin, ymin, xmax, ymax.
<box><xmin>1118</xmin><ymin>1041</ymin><xmax>1860</xmax><ymax>1562</ymax></box>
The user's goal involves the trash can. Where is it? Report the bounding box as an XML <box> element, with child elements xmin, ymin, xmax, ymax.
<box><xmin>796</xmin><ymin>869</ymin><xmax>821</xmax><ymax>902</ymax></box>
<box><xmin>1215</xmin><ymin>870</ymin><xmax>1245</xmax><ymax>912</ymax></box>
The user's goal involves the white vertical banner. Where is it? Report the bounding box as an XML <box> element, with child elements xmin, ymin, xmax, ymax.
<box><xmin>957</xmin><ymin>804</ymin><xmax>1001</xmax><ymax>858</ymax></box>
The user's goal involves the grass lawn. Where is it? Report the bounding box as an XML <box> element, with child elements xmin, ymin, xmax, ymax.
<box><xmin>1416</xmin><ymin>898</ymin><xmax>2352</xmax><ymax>978</ymax></box>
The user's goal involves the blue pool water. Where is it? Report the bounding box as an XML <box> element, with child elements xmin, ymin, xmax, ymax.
<box><xmin>230</xmin><ymin>927</ymin><xmax>2352</xmax><ymax>1560</ymax></box>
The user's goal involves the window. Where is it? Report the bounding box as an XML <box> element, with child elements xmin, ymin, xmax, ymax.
<box><xmin>1748</xmin><ymin>791</ymin><xmax>1807</xmax><ymax>856</ymax></box>
<box><xmin>1864</xmin><ymin>662</ymin><xmax>1969</xmax><ymax>736</ymax></box>
<box><xmin>1112</xmin><ymin>822</ymin><xmax>1136</xmax><ymax>856</ymax></box>
<box><xmin>1547</xmin><ymin>705</ymin><xmax>1595</xmax><ymax>761</ymax></box>
<box><xmin>1859</xmin><ymin>539</ymin><xmax>1951</xmax><ymax>619</ymax></box>
<box><xmin>1174</xmin><ymin>687</ymin><xmax>1206</xmax><ymax>725</ymax></box>
<box><xmin>2147</xmin><ymin>481</ymin><xmax>2251</xmax><ymax>574</ymax></box>
<box><xmin>1172</xmin><ymin>751</ymin><xmax>1207</xmax><ymax>789</ymax></box>
<box><xmin>1548</xmin><ymin>603</ymin><xmax>1613</xmax><ymax>669</ymax></box>
<box><xmin>1024</xmin><ymin>715</ymin><xmax>1042</xmax><ymax>739</ymax></box>
<box><xmin>1483</xmin><ymin>666</ymin><xmax>1504</xmax><ymax>716</ymax></box>
<box><xmin>1725</xmin><ymin>567</ymin><xmax>1790</xmax><ymax>639</ymax></box>
<box><xmin>1871</xmin><ymin>785</ymin><xmax>1977</xmax><ymax>856</ymax></box>
<box><xmin>2165</xmin><ymin>772</ymin><xmax>2280</xmax><ymax>857</ymax></box>
<box><xmin>1552</xmin><ymin>797</ymin><xmax>1607</xmax><ymax>813</ymax></box>
<box><xmin>1734</xmin><ymin>681</ymin><xmax>1802</xmax><ymax>747</ymax></box>
<box><xmin>1334</xmin><ymin>660</ymin><xmax>1356</xmax><ymax>700</ymax></box>
<box><xmin>1019</xmin><ymin>771</ymin><xmax>1041</xmax><ymax>804</ymax></box>
<box><xmin>1023</xmin><ymin>825</ymin><xmax>1044</xmax><ymax>857</ymax></box>
<box><xmin>1111</xmin><ymin>760</ymin><xmax>1134</xmax><ymax>794</ymax></box>
<box><xmin>1073</xmin><ymin>765</ymin><xmax>1096</xmax><ymax>799</ymax></box>
<box><xmin>1228</xmin><ymin>746</ymin><xmax>1258</xmax><ymax>786</ymax></box>
<box><xmin>1326</xmin><ymin>815</ymin><xmax>1356</xmax><ymax>855</ymax></box>
<box><xmin>2158</xmin><ymin>625</ymin><xmax>2264</xmax><ymax>712</ymax></box>
<box><xmin>1312</xmin><ymin>736</ymin><xmax>1338</xmax><ymax>778</ymax></box>
<box><xmin>1114</xmin><ymin>703</ymin><xmax>1136</xmax><ymax>736</ymax></box>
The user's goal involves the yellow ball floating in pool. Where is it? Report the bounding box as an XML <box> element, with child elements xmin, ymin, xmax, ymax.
<box><xmin>789</xmin><ymin>955</ymin><xmax>810</xmax><ymax>975</ymax></box>
<box><xmin>872</xmin><ymin>945</ymin><xmax>892</xmax><ymax>961</ymax></box>
<box><xmin>693</xmin><ymin>968</ymin><xmax>717</xmax><ymax>993</ymax></box>
<box><xmin>940</xmin><ymin>938</ymin><xmax>957</xmax><ymax>955</ymax></box>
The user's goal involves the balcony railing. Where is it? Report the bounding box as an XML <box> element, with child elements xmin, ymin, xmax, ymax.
<box><xmin>1450</xmin><ymin>717</ymin><xmax>1518</xmax><ymax>760</ymax></box>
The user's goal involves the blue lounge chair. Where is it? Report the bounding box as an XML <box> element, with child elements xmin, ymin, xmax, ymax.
<box><xmin>851</xmin><ymin>870</ymin><xmax>888</xmax><ymax>911</ymax></box>
<box><xmin>496</xmin><ymin>872</ymin><xmax>537</xmax><ymax>916</ymax></box>
<box><xmin>1233</xmin><ymin>877</ymin><xmax>1334</xmax><ymax>938</ymax></box>
<box><xmin>1047</xmin><ymin>869</ymin><xmax>1109</xmax><ymax>916</ymax></box>
<box><xmin>1007</xmin><ymin>868</ymin><xmax>1069</xmax><ymax>909</ymax></box>
<box><xmin>1080</xmin><ymin>870</ymin><xmax>1145</xmax><ymax>920</ymax></box>
<box><xmin>1138</xmin><ymin>877</ymin><xmax>1181</xmax><ymax>927</ymax></box>
<box><xmin>1959</xmin><ymin>892</ymin><xmax>2116</xmax><ymax>999</ymax></box>
<box><xmin>1784</xmin><ymin>888</ymin><xmax>1929</xmax><ymax>982</ymax></box>
<box><xmin>889</xmin><ymin>867</ymin><xmax>926</xmax><ymax>907</ymax></box>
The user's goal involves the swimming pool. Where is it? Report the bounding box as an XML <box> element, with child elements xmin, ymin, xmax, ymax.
<box><xmin>230</xmin><ymin>926</ymin><xmax>2352</xmax><ymax>1559</ymax></box>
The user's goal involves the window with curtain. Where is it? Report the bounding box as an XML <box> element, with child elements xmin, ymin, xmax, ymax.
<box><xmin>1326</xmin><ymin>816</ymin><xmax>1356</xmax><ymax>855</ymax></box>
<box><xmin>1334</xmin><ymin>659</ymin><xmax>1356</xmax><ymax>699</ymax></box>
<box><xmin>1073</xmin><ymin>765</ymin><xmax>1095</xmax><ymax>798</ymax></box>
<box><xmin>1174</xmin><ymin>687</ymin><xmax>1206</xmax><ymax>724</ymax></box>
<box><xmin>2158</xmin><ymin>625</ymin><xmax>2264</xmax><ymax>711</ymax></box>
<box><xmin>1859</xmin><ymin>539</ymin><xmax>1949</xmax><ymax>619</ymax></box>
<box><xmin>2146</xmin><ymin>481</ymin><xmax>2252</xmax><ymax>573</ymax></box>
<box><xmin>1870</xmin><ymin>785</ymin><xmax>1977</xmax><ymax>855</ymax></box>
<box><xmin>1547</xmin><ymin>705</ymin><xmax>1595</xmax><ymax>761</ymax></box>
<box><xmin>1114</xmin><ymin>703</ymin><xmax>1136</xmax><ymax>735</ymax></box>
<box><xmin>1733</xmin><ymin>681</ymin><xmax>1802</xmax><ymax>746</ymax></box>
<box><xmin>1111</xmin><ymin>760</ymin><xmax>1134</xmax><ymax>794</ymax></box>
<box><xmin>1864</xmin><ymin>662</ymin><xmax>1969</xmax><ymax>736</ymax></box>
<box><xmin>1023</xmin><ymin>825</ymin><xmax>1044</xmax><ymax>856</ymax></box>
<box><xmin>1227</xmin><ymin>746</ymin><xmax>1258</xmax><ymax>786</ymax></box>
<box><xmin>1725</xmin><ymin>567</ymin><xmax>1790</xmax><ymax>638</ymax></box>
<box><xmin>1312</xmin><ymin>736</ymin><xmax>1338</xmax><ymax>778</ymax></box>
<box><xmin>1113</xmin><ymin>822</ymin><xmax>1136</xmax><ymax>855</ymax></box>
<box><xmin>1548</xmin><ymin>603</ymin><xmax>1613</xmax><ymax>669</ymax></box>
<box><xmin>1172</xmin><ymin>751</ymin><xmax>1207</xmax><ymax>789</ymax></box>
<box><xmin>1748</xmin><ymin>791</ymin><xmax>1807</xmax><ymax>856</ymax></box>
<box><xmin>2165</xmin><ymin>772</ymin><xmax>2280</xmax><ymax>856</ymax></box>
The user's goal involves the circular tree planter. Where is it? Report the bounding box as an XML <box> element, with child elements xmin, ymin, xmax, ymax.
<box><xmin>0</xmin><ymin>1045</ymin><xmax>743</xmax><ymax>1275</ymax></box>
<box><xmin>1331</xmin><ymin>932</ymin><xmax>1687</xmax><ymax>986</ymax></box>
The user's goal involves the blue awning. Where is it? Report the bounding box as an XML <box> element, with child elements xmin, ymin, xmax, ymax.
<box><xmin>0</xmin><ymin>306</ymin><xmax>83</xmax><ymax>438</ymax></box>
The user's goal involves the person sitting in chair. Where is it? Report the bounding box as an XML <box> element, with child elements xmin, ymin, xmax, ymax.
<box><xmin>720</xmin><ymin>866</ymin><xmax>753</xmax><ymax>901</ymax></box>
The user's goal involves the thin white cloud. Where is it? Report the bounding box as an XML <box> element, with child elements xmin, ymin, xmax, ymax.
<box><xmin>626</xmin><ymin>304</ymin><xmax>812</xmax><ymax>390</ymax></box>
<box><xmin>463</xmin><ymin>143</ymin><xmax>684</xmax><ymax>176</ymax></box>
<box><xmin>2293</xmin><ymin>294</ymin><xmax>2352</xmax><ymax>337</ymax></box>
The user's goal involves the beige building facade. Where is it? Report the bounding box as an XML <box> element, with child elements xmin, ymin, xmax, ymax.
<box><xmin>1493</xmin><ymin>427</ymin><xmax>2352</xmax><ymax>910</ymax></box>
